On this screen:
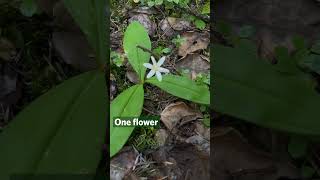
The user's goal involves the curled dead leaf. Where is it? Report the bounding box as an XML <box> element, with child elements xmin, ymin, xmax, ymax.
<box><xmin>178</xmin><ymin>32</ymin><xmax>209</xmax><ymax>57</ymax></box>
<box><xmin>160</xmin><ymin>102</ymin><xmax>202</xmax><ymax>130</ymax></box>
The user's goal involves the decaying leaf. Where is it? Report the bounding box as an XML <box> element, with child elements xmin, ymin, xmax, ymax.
<box><xmin>160</xmin><ymin>102</ymin><xmax>202</xmax><ymax>130</ymax></box>
<box><xmin>110</xmin><ymin>146</ymin><xmax>138</xmax><ymax>180</ymax></box>
<box><xmin>129</xmin><ymin>14</ymin><xmax>156</xmax><ymax>36</ymax></box>
<box><xmin>155</xmin><ymin>129</ymin><xmax>169</xmax><ymax>146</ymax></box>
<box><xmin>151</xmin><ymin>143</ymin><xmax>210</xmax><ymax>180</ymax></box>
<box><xmin>126</xmin><ymin>69</ymin><xmax>139</xmax><ymax>84</ymax></box>
<box><xmin>160</xmin><ymin>17</ymin><xmax>191</xmax><ymax>36</ymax></box>
<box><xmin>176</xmin><ymin>54</ymin><xmax>210</xmax><ymax>74</ymax></box>
<box><xmin>178</xmin><ymin>32</ymin><xmax>209</xmax><ymax>57</ymax></box>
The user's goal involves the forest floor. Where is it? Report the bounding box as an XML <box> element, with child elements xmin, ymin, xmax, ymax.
<box><xmin>110</xmin><ymin>0</ymin><xmax>210</xmax><ymax>179</ymax></box>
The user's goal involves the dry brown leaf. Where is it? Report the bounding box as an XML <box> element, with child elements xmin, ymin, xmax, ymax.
<box><xmin>126</xmin><ymin>69</ymin><xmax>139</xmax><ymax>84</ymax></box>
<box><xmin>155</xmin><ymin>129</ymin><xmax>169</xmax><ymax>146</ymax></box>
<box><xmin>160</xmin><ymin>17</ymin><xmax>191</xmax><ymax>37</ymax></box>
<box><xmin>160</xmin><ymin>102</ymin><xmax>202</xmax><ymax>130</ymax></box>
<box><xmin>176</xmin><ymin>54</ymin><xmax>210</xmax><ymax>75</ymax></box>
<box><xmin>110</xmin><ymin>146</ymin><xmax>138</xmax><ymax>180</ymax></box>
<box><xmin>129</xmin><ymin>14</ymin><xmax>156</xmax><ymax>36</ymax></box>
<box><xmin>178</xmin><ymin>32</ymin><xmax>209</xmax><ymax>57</ymax></box>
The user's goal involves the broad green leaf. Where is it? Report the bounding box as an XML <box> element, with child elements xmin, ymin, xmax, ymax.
<box><xmin>194</xmin><ymin>19</ymin><xmax>206</xmax><ymax>30</ymax></box>
<box><xmin>63</xmin><ymin>0</ymin><xmax>107</xmax><ymax>66</ymax></box>
<box><xmin>213</xmin><ymin>39</ymin><xmax>320</xmax><ymax>135</ymax></box>
<box><xmin>123</xmin><ymin>21</ymin><xmax>151</xmax><ymax>81</ymax></box>
<box><xmin>146</xmin><ymin>75</ymin><xmax>210</xmax><ymax>105</ymax></box>
<box><xmin>20</xmin><ymin>0</ymin><xmax>37</xmax><ymax>17</ymax></box>
<box><xmin>0</xmin><ymin>71</ymin><xmax>107</xmax><ymax>179</ymax></box>
<box><xmin>110</xmin><ymin>85</ymin><xmax>144</xmax><ymax>157</ymax></box>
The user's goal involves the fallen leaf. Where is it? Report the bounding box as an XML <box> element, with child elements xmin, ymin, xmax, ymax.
<box><xmin>160</xmin><ymin>102</ymin><xmax>202</xmax><ymax>130</ymax></box>
<box><xmin>185</xmin><ymin>135</ymin><xmax>210</xmax><ymax>155</ymax></box>
<box><xmin>110</xmin><ymin>146</ymin><xmax>138</xmax><ymax>180</ymax></box>
<box><xmin>151</xmin><ymin>143</ymin><xmax>209</xmax><ymax>180</ymax></box>
<box><xmin>178</xmin><ymin>32</ymin><xmax>209</xmax><ymax>57</ymax></box>
<box><xmin>129</xmin><ymin>14</ymin><xmax>156</xmax><ymax>36</ymax></box>
<box><xmin>176</xmin><ymin>54</ymin><xmax>210</xmax><ymax>75</ymax></box>
<box><xmin>126</xmin><ymin>69</ymin><xmax>139</xmax><ymax>84</ymax></box>
<box><xmin>195</xmin><ymin>121</ymin><xmax>210</xmax><ymax>140</ymax></box>
<box><xmin>160</xmin><ymin>17</ymin><xmax>191</xmax><ymax>37</ymax></box>
<box><xmin>155</xmin><ymin>129</ymin><xmax>169</xmax><ymax>146</ymax></box>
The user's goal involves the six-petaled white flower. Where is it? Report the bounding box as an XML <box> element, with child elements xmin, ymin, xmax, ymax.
<box><xmin>143</xmin><ymin>56</ymin><xmax>170</xmax><ymax>82</ymax></box>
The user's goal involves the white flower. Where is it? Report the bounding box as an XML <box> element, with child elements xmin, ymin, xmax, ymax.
<box><xmin>143</xmin><ymin>56</ymin><xmax>170</xmax><ymax>82</ymax></box>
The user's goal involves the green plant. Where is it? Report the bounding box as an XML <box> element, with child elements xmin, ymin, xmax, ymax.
<box><xmin>213</xmin><ymin>37</ymin><xmax>320</xmax><ymax>135</ymax></box>
<box><xmin>110</xmin><ymin>21</ymin><xmax>209</xmax><ymax>157</ymax></box>
<box><xmin>0</xmin><ymin>0</ymin><xmax>107</xmax><ymax>179</ymax></box>
<box><xmin>194</xmin><ymin>19</ymin><xmax>206</xmax><ymax>30</ymax></box>
<box><xmin>142</xmin><ymin>0</ymin><xmax>190</xmax><ymax>7</ymax></box>
<box><xmin>110</xmin><ymin>50</ymin><xmax>125</xmax><ymax>67</ymax></box>
<box><xmin>172</xmin><ymin>34</ymin><xmax>186</xmax><ymax>47</ymax></box>
<box><xmin>153</xmin><ymin>46</ymin><xmax>172</xmax><ymax>57</ymax></box>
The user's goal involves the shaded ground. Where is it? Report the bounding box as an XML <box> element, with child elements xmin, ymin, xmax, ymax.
<box><xmin>110</xmin><ymin>0</ymin><xmax>210</xmax><ymax>179</ymax></box>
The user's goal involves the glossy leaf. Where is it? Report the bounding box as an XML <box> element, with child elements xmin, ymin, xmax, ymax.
<box><xmin>110</xmin><ymin>85</ymin><xmax>144</xmax><ymax>157</ymax></box>
<box><xmin>146</xmin><ymin>75</ymin><xmax>210</xmax><ymax>105</ymax></box>
<box><xmin>0</xmin><ymin>71</ymin><xmax>107</xmax><ymax>179</ymax></box>
<box><xmin>63</xmin><ymin>0</ymin><xmax>108</xmax><ymax>66</ymax></box>
<box><xmin>213</xmin><ymin>39</ymin><xmax>320</xmax><ymax>135</ymax></box>
<box><xmin>123</xmin><ymin>21</ymin><xmax>151</xmax><ymax>81</ymax></box>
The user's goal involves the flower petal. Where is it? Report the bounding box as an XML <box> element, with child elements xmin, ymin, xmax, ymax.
<box><xmin>151</xmin><ymin>56</ymin><xmax>157</xmax><ymax>65</ymax></box>
<box><xmin>157</xmin><ymin>56</ymin><xmax>166</xmax><ymax>66</ymax></box>
<box><xmin>156</xmin><ymin>71</ymin><xmax>162</xmax><ymax>82</ymax></box>
<box><xmin>159</xmin><ymin>67</ymin><xmax>170</xmax><ymax>73</ymax></box>
<box><xmin>146</xmin><ymin>70</ymin><xmax>156</xmax><ymax>78</ymax></box>
<box><xmin>143</xmin><ymin>63</ymin><xmax>153</xmax><ymax>69</ymax></box>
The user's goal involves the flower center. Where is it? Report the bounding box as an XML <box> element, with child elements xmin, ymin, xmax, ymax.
<box><xmin>152</xmin><ymin>65</ymin><xmax>159</xmax><ymax>71</ymax></box>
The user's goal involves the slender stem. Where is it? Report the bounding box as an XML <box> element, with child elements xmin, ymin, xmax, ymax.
<box><xmin>136</xmin><ymin>45</ymin><xmax>159</xmax><ymax>59</ymax></box>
